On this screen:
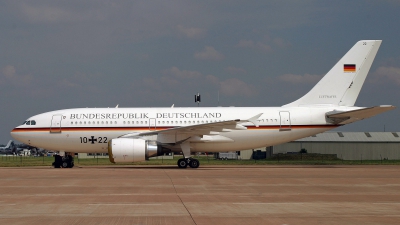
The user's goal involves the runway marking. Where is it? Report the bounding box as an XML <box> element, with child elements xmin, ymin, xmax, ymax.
<box><xmin>88</xmin><ymin>203</ymin><xmax>162</xmax><ymax>206</ymax></box>
<box><xmin>233</xmin><ymin>203</ymin><xmax>304</xmax><ymax>205</ymax></box>
<box><xmin>373</xmin><ymin>203</ymin><xmax>400</xmax><ymax>204</ymax></box>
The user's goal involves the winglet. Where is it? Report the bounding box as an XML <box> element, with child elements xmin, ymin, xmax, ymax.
<box><xmin>246</xmin><ymin>113</ymin><xmax>263</xmax><ymax>127</ymax></box>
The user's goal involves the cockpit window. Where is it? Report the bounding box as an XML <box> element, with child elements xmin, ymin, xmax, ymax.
<box><xmin>22</xmin><ymin>120</ymin><xmax>36</xmax><ymax>125</ymax></box>
<box><xmin>22</xmin><ymin>121</ymin><xmax>27</xmax><ymax>125</ymax></box>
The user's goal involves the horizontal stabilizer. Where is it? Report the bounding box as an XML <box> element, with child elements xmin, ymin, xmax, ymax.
<box><xmin>326</xmin><ymin>105</ymin><xmax>395</xmax><ymax>124</ymax></box>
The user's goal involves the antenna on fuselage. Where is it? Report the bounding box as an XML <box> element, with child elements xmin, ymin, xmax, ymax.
<box><xmin>195</xmin><ymin>93</ymin><xmax>201</xmax><ymax>107</ymax></box>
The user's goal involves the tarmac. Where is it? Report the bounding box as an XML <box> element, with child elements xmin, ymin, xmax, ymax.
<box><xmin>0</xmin><ymin>165</ymin><xmax>400</xmax><ymax>225</ymax></box>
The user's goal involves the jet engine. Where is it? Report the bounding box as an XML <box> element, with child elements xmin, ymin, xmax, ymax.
<box><xmin>108</xmin><ymin>138</ymin><xmax>167</xmax><ymax>163</ymax></box>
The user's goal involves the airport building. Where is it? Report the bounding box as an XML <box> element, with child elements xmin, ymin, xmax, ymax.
<box><xmin>240</xmin><ymin>132</ymin><xmax>400</xmax><ymax>160</ymax></box>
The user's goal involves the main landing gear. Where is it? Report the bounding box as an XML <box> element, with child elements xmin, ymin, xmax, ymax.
<box><xmin>52</xmin><ymin>154</ymin><xmax>74</xmax><ymax>168</ymax></box>
<box><xmin>177</xmin><ymin>158</ymin><xmax>200</xmax><ymax>169</ymax></box>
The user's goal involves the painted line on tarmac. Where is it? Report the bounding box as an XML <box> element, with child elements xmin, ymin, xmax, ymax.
<box><xmin>88</xmin><ymin>203</ymin><xmax>162</xmax><ymax>206</ymax></box>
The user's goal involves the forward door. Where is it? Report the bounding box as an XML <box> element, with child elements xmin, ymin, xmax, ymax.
<box><xmin>50</xmin><ymin>115</ymin><xmax>63</xmax><ymax>133</ymax></box>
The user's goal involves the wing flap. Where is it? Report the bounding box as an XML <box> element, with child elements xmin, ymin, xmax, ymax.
<box><xmin>326</xmin><ymin>105</ymin><xmax>395</xmax><ymax>124</ymax></box>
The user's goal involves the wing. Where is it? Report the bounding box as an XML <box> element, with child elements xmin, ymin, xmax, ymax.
<box><xmin>326</xmin><ymin>105</ymin><xmax>395</xmax><ymax>124</ymax></box>
<box><xmin>120</xmin><ymin>113</ymin><xmax>263</xmax><ymax>144</ymax></box>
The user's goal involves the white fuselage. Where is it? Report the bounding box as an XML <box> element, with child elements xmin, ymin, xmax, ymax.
<box><xmin>10</xmin><ymin>106</ymin><xmax>349</xmax><ymax>153</ymax></box>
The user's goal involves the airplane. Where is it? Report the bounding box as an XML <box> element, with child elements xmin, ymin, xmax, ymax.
<box><xmin>0</xmin><ymin>140</ymin><xmax>16</xmax><ymax>155</ymax></box>
<box><xmin>10</xmin><ymin>40</ymin><xmax>395</xmax><ymax>168</ymax></box>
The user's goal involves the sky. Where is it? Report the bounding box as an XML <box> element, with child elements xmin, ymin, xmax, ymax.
<box><xmin>1</xmin><ymin>0</ymin><xmax>400</xmax><ymax>144</ymax></box>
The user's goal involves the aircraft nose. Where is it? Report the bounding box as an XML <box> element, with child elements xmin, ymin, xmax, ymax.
<box><xmin>10</xmin><ymin>127</ymin><xmax>23</xmax><ymax>143</ymax></box>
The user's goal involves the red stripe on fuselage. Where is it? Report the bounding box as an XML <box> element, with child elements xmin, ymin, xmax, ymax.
<box><xmin>11</xmin><ymin>124</ymin><xmax>340</xmax><ymax>133</ymax></box>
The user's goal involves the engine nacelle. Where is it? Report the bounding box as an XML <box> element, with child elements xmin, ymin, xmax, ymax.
<box><xmin>108</xmin><ymin>138</ymin><xmax>165</xmax><ymax>163</ymax></box>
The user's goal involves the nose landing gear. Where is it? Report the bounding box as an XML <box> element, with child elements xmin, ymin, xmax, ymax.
<box><xmin>52</xmin><ymin>153</ymin><xmax>74</xmax><ymax>168</ymax></box>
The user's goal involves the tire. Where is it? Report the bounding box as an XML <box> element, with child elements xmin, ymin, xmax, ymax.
<box><xmin>189</xmin><ymin>159</ymin><xmax>200</xmax><ymax>168</ymax></box>
<box><xmin>177</xmin><ymin>158</ymin><xmax>188</xmax><ymax>168</ymax></box>
<box><xmin>62</xmin><ymin>161</ymin><xmax>69</xmax><ymax>168</ymax></box>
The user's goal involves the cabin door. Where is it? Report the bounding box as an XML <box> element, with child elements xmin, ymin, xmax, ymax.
<box><xmin>149</xmin><ymin>118</ymin><xmax>157</xmax><ymax>131</ymax></box>
<box><xmin>279</xmin><ymin>111</ymin><xmax>291</xmax><ymax>131</ymax></box>
<box><xmin>50</xmin><ymin>115</ymin><xmax>63</xmax><ymax>133</ymax></box>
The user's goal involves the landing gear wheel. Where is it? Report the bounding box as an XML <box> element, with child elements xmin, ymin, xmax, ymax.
<box><xmin>177</xmin><ymin>158</ymin><xmax>188</xmax><ymax>168</ymax></box>
<box><xmin>60</xmin><ymin>155</ymin><xmax>74</xmax><ymax>168</ymax></box>
<box><xmin>189</xmin><ymin>159</ymin><xmax>200</xmax><ymax>168</ymax></box>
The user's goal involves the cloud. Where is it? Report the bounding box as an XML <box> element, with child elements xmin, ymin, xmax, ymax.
<box><xmin>237</xmin><ymin>36</ymin><xmax>291</xmax><ymax>53</ymax></box>
<box><xmin>163</xmin><ymin>67</ymin><xmax>202</xmax><ymax>79</ymax></box>
<box><xmin>176</xmin><ymin>25</ymin><xmax>206</xmax><ymax>39</ymax></box>
<box><xmin>237</xmin><ymin>40</ymin><xmax>272</xmax><ymax>52</ymax></box>
<box><xmin>224</xmin><ymin>67</ymin><xmax>247</xmax><ymax>75</ymax></box>
<box><xmin>19</xmin><ymin>2</ymin><xmax>105</xmax><ymax>24</ymax></box>
<box><xmin>194</xmin><ymin>46</ymin><xmax>225</xmax><ymax>61</ymax></box>
<box><xmin>220</xmin><ymin>78</ymin><xmax>257</xmax><ymax>97</ymax></box>
<box><xmin>205</xmin><ymin>74</ymin><xmax>219</xmax><ymax>85</ymax></box>
<box><xmin>132</xmin><ymin>67</ymin><xmax>257</xmax><ymax>102</ymax></box>
<box><xmin>273</xmin><ymin>38</ymin><xmax>291</xmax><ymax>48</ymax></box>
<box><xmin>1</xmin><ymin>65</ymin><xmax>33</xmax><ymax>86</ymax></box>
<box><xmin>277</xmin><ymin>73</ymin><xmax>321</xmax><ymax>84</ymax></box>
<box><xmin>2</xmin><ymin>65</ymin><xmax>16</xmax><ymax>79</ymax></box>
<box><xmin>373</xmin><ymin>66</ymin><xmax>400</xmax><ymax>85</ymax></box>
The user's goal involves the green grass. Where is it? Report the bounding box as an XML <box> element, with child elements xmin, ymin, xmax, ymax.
<box><xmin>1</xmin><ymin>155</ymin><xmax>400</xmax><ymax>167</ymax></box>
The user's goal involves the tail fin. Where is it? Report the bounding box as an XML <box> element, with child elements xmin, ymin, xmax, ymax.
<box><xmin>284</xmin><ymin>40</ymin><xmax>381</xmax><ymax>107</ymax></box>
<box><xmin>5</xmin><ymin>140</ymin><xmax>13</xmax><ymax>149</ymax></box>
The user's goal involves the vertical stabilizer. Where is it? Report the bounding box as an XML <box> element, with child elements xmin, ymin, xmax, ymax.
<box><xmin>284</xmin><ymin>40</ymin><xmax>381</xmax><ymax>107</ymax></box>
<box><xmin>5</xmin><ymin>140</ymin><xmax>13</xmax><ymax>149</ymax></box>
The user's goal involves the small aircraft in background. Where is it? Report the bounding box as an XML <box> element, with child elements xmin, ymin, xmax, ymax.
<box><xmin>0</xmin><ymin>140</ymin><xmax>17</xmax><ymax>155</ymax></box>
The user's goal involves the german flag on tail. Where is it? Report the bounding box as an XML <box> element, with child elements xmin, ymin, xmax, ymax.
<box><xmin>344</xmin><ymin>64</ymin><xmax>356</xmax><ymax>72</ymax></box>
